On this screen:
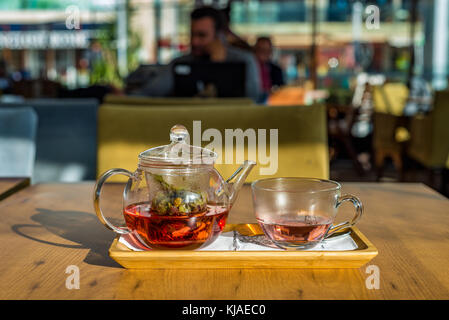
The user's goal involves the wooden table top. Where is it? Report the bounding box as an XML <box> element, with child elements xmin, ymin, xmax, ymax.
<box><xmin>0</xmin><ymin>182</ymin><xmax>448</xmax><ymax>300</ymax></box>
<box><xmin>0</xmin><ymin>178</ymin><xmax>30</xmax><ymax>201</ymax></box>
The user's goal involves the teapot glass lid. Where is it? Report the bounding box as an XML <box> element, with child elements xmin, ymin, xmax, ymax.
<box><xmin>138</xmin><ymin>124</ymin><xmax>217</xmax><ymax>166</ymax></box>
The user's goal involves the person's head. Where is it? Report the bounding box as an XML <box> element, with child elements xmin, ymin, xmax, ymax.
<box><xmin>190</xmin><ymin>6</ymin><xmax>225</xmax><ymax>57</ymax></box>
<box><xmin>254</xmin><ymin>36</ymin><xmax>273</xmax><ymax>63</ymax></box>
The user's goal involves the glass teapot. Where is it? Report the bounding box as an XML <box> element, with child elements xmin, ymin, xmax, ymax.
<box><xmin>93</xmin><ymin>124</ymin><xmax>256</xmax><ymax>250</ymax></box>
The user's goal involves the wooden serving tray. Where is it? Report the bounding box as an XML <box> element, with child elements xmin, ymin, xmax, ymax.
<box><xmin>109</xmin><ymin>224</ymin><xmax>378</xmax><ymax>269</ymax></box>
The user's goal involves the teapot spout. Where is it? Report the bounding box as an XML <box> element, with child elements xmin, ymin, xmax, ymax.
<box><xmin>226</xmin><ymin>160</ymin><xmax>256</xmax><ymax>207</ymax></box>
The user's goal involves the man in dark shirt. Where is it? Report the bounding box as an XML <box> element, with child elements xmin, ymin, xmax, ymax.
<box><xmin>254</xmin><ymin>36</ymin><xmax>285</xmax><ymax>96</ymax></box>
<box><xmin>137</xmin><ymin>6</ymin><xmax>261</xmax><ymax>101</ymax></box>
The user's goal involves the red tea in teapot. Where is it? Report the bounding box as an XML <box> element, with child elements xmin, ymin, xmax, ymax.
<box><xmin>124</xmin><ymin>203</ymin><xmax>228</xmax><ymax>250</ymax></box>
<box><xmin>93</xmin><ymin>125</ymin><xmax>255</xmax><ymax>251</ymax></box>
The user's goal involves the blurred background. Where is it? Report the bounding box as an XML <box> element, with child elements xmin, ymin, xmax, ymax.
<box><xmin>0</xmin><ymin>0</ymin><xmax>437</xmax><ymax>89</ymax></box>
<box><xmin>0</xmin><ymin>0</ymin><xmax>448</xmax><ymax>196</ymax></box>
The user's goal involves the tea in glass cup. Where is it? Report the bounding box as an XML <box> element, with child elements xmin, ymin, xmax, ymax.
<box><xmin>251</xmin><ymin>177</ymin><xmax>363</xmax><ymax>249</ymax></box>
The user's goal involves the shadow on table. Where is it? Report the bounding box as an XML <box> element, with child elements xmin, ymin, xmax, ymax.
<box><xmin>11</xmin><ymin>208</ymin><xmax>122</xmax><ymax>268</ymax></box>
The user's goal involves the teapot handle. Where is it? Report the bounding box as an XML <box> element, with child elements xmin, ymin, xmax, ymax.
<box><xmin>93</xmin><ymin>168</ymin><xmax>134</xmax><ymax>234</ymax></box>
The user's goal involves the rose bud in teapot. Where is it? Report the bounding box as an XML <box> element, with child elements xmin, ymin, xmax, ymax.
<box><xmin>149</xmin><ymin>174</ymin><xmax>208</xmax><ymax>216</ymax></box>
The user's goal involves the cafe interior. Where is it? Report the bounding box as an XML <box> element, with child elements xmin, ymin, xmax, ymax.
<box><xmin>0</xmin><ymin>0</ymin><xmax>449</xmax><ymax>301</ymax></box>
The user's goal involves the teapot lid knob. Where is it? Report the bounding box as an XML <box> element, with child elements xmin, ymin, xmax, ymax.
<box><xmin>170</xmin><ymin>124</ymin><xmax>189</xmax><ymax>143</ymax></box>
<box><xmin>138</xmin><ymin>124</ymin><xmax>217</xmax><ymax>165</ymax></box>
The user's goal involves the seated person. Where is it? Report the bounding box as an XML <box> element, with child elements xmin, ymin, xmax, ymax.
<box><xmin>136</xmin><ymin>6</ymin><xmax>261</xmax><ymax>101</ymax></box>
<box><xmin>253</xmin><ymin>36</ymin><xmax>285</xmax><ymax>97</ymax></box>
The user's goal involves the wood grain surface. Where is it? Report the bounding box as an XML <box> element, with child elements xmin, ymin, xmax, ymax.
<box><xmin>0</xmin><ymin>182</ymin><xmax>448</xmax><ymax>299</ymax></box>
<box><xmin>0</xmin><ymin>178</ymin><xmax>30</xmax><ymax>201</ymax></box>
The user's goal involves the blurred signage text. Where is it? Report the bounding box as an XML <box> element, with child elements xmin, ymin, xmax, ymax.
<box><xmin>0</xmin><ymin>30</ymin><xmax>90</xmax><ymax>49</ymax></box>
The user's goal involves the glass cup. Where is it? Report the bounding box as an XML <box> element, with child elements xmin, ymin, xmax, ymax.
<box><xmin>251</xmin><ymin>177</ymin><xmax>363</xmax><ymax>249</ymax></box>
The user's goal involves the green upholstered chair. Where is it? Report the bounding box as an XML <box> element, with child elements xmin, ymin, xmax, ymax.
<box><xmin>407</xmin><ymin>90</ymin><xmax>449</xmax><ymax>191</ymax></box>
<box><xmin>372</xmin><ymin>83</ymin><xmax>410</xmax><ymax>180</ymax></box>
<box><xmin>103</xmin><ymin>94</ymin><xmax>255</xmax><ymax>106</ymax></box>
<box><xmin>97</xmin><ymin>104</ymin><xmax>329</xmax><ymax>182</ymax></box>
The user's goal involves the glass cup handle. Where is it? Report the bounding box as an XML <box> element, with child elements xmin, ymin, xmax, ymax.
<box><xmin>93</xmin><ymin>168</ymin><xmax>134</xmax><ymax>234</ymax></box>
<box><xmin>326</xmin><ymin>194</ymin><xmax>363</xmax><ymax>238</ymax></box>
